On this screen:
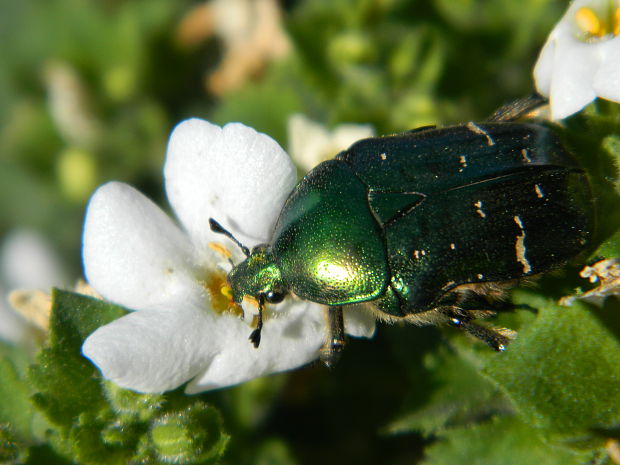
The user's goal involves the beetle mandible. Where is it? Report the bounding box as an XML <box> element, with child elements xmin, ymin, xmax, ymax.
<box><xmin>210</xmin><ymin>96</ymin><xmax>594</xmax><ymax>366</ymax></box>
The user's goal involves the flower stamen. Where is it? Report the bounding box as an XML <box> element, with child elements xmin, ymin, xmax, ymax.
<box><xmin>203</xmin><ymin>270</ymin><xmax>243</xmax><ymax>317</ymax></box>
<box><xmin>208</xmin><ymin>241</ymin><xmax>233</xmax><ymax>260</ymax></box>
<box><xmin>574</xmin><ymin>2</ymin><xmax>620</xmax><ymax>40</ymax></box>
<box><xmin>576</xmin><ymin>7</ymin><xmax>605</xmax><ymax>36</ymax></box>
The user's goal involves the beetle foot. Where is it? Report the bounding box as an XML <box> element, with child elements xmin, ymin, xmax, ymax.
<box><xmin>441</xmin><ymin>306</ymin><xmax>516</xmax><ymax>351</ymax></box>
<box><xmin>319</xmin><ymin>339</ymin><xmax>345</xmax><ymax>368</ymax></box>
<box><xmin>249</xmin><ymin>328</ymin><xmax>261</xmax><ymax>348</ymax></box>
<box><xmin>451</xmin><ymin>318</ymin><xmax>516</xmax><ymax>351</ymax></box>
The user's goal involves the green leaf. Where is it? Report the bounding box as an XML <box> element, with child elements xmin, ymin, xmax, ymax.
<box><xmin>484</xmin><ymin>301</ymin><xmax>620</xmax><ymax>444</ymax></box>
<box><xmin>254</xmin><ymin>439</ymin><xmax>300</xmax><ymax>465</ymax></box>
<box><xmin>0</xmin><ymin>342</ymin><xmax>36</xmax><ymax>441</ymax></box>
<box><xmin>593</xmin><ymin>223</ymin><xmax>620</xmax><ymax>260</ymax></box>
<box><xmin>27</xmin><ymin>289</ymin><xmax>230</xmax><ymax>465</ymax></box>
<box><xmin>29</xmin><ymin>289</ymin><xmax>126</xmax><ymax>432</ymax></box>
<box><xmin>422</xmin><ymin>416</ymin><xmax>595</xmax><ymax>465</ymax></box>
<box><xmin>386</xmin><ymin>345</ymin><xmax>510</xmax><ymax>435</ymax></box>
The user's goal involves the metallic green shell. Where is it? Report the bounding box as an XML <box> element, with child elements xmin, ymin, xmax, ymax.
<box><xmin>271</xmin><ymin>160</ymin><xmax>389</xmax><ymax>305</ymax></box>
<box><xmin>229</xmin><ymin>122</ymin><xmax>593</xmax><ymax>319</ymax></box>
<box><xmin>335</xmin><ymin>122</ymin><xmax>593</xmax><ymax>316</ymax></box>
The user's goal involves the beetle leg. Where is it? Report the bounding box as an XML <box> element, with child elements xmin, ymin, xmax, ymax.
<box><xmin>320</xmin><ymin>306</ymin><xmax>345</xmax><ymax>368</ymax></box>
<box><xmin>248</xmin><ymin>295</ymin><xmax>265</xmax><ymax>348</ymax></box>
<box><xmin>439</xmin><ymin>306</ymin><xmax>516</xmax><ymax>351</ymax></box>
<box><xmin>487</xmin><ymin>93</ymin><xmax>548</xmax><ymax>122</ymax></box>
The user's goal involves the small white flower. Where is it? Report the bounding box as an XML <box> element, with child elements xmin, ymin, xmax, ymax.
<box><xmin>287</xmin><ymin>114</ymin><xmax>375</xmax><ymax>172</ymax></box>
<box><xmin>0</xmin><ymin>230</ymin><xmax>67</xmax><ymax>343</ymax></box>
<box><xmin>534</xmin><ymin>0</ymin><xmax>620</xmax><ymax>119</ymax></box>
<box><xmin>81</xmin><ymin>119</ymin><xmax>375</xmax><ymax>394</ymax></box>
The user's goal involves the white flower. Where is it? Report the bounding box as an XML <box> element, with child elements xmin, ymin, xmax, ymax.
<box><xmin>81</xmin><ymin>119</ymin><xmax>376</xmax><ymax>394</ymax></box>
<box><xmin>0</xmin><ymin>230</ymin><xmax>67</xmax><ymax>343</ymax></box>
<box><xmin>287</xmin><ymin>114</ymin><xmax>375</xmax><ymax>172</ymax></box>
<box><xmin>534</xmin><ymin>0</ymin><xmax>620</xmax><ymax>119</ymax></box>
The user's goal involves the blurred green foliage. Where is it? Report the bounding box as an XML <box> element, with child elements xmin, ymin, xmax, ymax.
<box><xmin>1</xmin><ymin>0</ymin><xmax>620</xmax><ymax>464</ymax></box>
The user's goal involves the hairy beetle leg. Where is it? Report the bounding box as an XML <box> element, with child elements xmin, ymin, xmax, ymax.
<box><xmin>440</xmin><ymin>306</ymin><xmax>516</xmax><ymax>351</ymax></box>
<box><xmin>320</xmin><ymin>306</ymin><xmax>345</xmax><ymax>368</ymax></box>
<box><xmin>487</xmin><ymin>93</ymin><xmax>548</xmax><ymax>122</ymax></box>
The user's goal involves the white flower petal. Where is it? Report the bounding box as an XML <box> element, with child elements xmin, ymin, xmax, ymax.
<box><xmin>1</xmin><ymin>229</ymin><xmax>68</xmax><ymax>290</ymax></box>
<box><xmin>0</xmin><ymin>288</ymin><xmax>28</xmax><ymax>343</ymax></box>
<box><xmin>533</xmin><ymin>37</ymin><xmax>556</xmax><ymax>97</ymax></box>
<box><xmin>83</xmin><ymin>182</ymin><xmax>201</xmax><ymax>311</ymax></box>
<box><xmin>343</xmin><ymin>305</ymin><xmax>376</xmax><ymax>338</ymax></box>
<box><xmin>548</xmin><ymin>41</ymin><xmax>599</xmax><ymax>119</ymax></box>
<box><xmin>287</xmin><ymin>114</ymin><xmax>375</xmax><ymax>172</ymax></box>
<box><xmin>164</xmin><ymin>118</ymin><xmax>297</xmax><ymax>250</ymax></box>
<box><xmin>593</xmin><ymin>37</ymin><xmax>620</xmax><ymax>101</ymax></box>
<box><xmin>186</xmin><ymin>300</ymin><xmax>325</xmax><ymax>393</ymax></box>
<box><xmin>82</xmin><ymin>307</ymin><xmax>218</xmax><ymax>393</ymax></box>
<box><xmin>287</xmin><ymin>114</ymin><xmax>332</xmax><ymax>171</ymax></box>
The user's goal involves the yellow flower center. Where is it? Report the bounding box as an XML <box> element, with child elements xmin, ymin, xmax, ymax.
<box><xmin>200</xmin><ymin>242</ymin><xmax>271</xmax><ymax>327</ymax></box>
<box><xmin>574</xmin><ymin>1</ymin><xmax>620</xmax><ymax>40</ymax></box>
<box><xmin>203</xmin><ymin>270</ymin><xmax>244</xmax><ymax>317</ymax></box>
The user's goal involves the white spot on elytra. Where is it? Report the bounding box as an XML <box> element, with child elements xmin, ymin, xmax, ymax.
<box><xmin>534</xmin><ymin>184</ymin><xmax>544</xmax><ymax>198</ymax></box>
<box><xmin>413</xmin><ymin>249</ymin><xmax>427</xmax><ymax>259</ymax></box>
<box><xmin>466</xmin><ymin>122</ymin><xmax>495</xmax><ymax>146</ymax></box>
<box><xmin>514</xmin><ymin>215</ymin><xmax>532</xmax><ymax>274</ymax></box>
<box><xmin>521</xmin><ymin>148</ymin><xmax>532</xmax><ymax>163</ymax></box>
<box><xmin>474</xmin><ymin>200</ymin><xmax>486</xmax><ymax>218</ymax></box>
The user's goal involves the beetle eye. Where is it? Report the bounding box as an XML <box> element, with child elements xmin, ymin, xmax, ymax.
<box><xmin>265</xmin><ymin>291</ymin><xmax>285</xmax><ymax>304</ymax></box>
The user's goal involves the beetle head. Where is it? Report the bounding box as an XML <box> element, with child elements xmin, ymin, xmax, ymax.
<box><xmin>209</xmin><ymin>218</ymin><xmax>287</xmax><ymax>305</ymax></box>
<box><xmin>228</xmin><ymin>245</ymin><xmax>286</xmax><ymax>304</ymax></box>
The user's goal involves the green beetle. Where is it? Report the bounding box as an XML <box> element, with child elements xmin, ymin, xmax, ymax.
<box><xmin>210</xmin><ymin>98</ymin><xmax>594</xmax><ymax>366</ymax></box>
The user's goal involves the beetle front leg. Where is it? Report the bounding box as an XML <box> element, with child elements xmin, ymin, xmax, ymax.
<box><xmin>320</xmin><ymin>306</ymin><xmax>345</xmax><ymax>368</ymax></box>
<box><xmin>248</xmin><ymin>295</ymin><xmax>265</xmax><ymax>348</ymax></box>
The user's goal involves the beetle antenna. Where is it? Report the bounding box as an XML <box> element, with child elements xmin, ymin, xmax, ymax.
<box><xmin>209</xmin><ymin>218</ymin><xmax>250</xmax><ymax>257</ymax></box>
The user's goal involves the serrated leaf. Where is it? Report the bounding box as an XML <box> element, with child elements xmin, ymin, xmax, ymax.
<box><xmin>48</xmin><ymin>288</ymin><xmax>128</xmax><ymax>346</ymax></box>
<box><xmin>422</xmin><ymin>416</ymin><xmax>595</xmax><ymax>465</ymax></box>
<box><xmin>484</xmin><ymin>301</ymin><xmax>620</xmax><ymax>442</ymax></box>
<box><xmin>29</xmin><ymin>289</ymin><xmax>126</xmax><ymax>432</ymax></box>
<box><xmin>27</xmin><ymin>289</ymin><xmax>229</xmax><ymax>465</ymax></box>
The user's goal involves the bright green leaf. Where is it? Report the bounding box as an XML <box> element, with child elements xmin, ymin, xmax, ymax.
<box><xmin>422</xmin><ymin>416</ymin><xmax>595</xmax><ymax>465</ymax></box>
<box><xmin>484</xmin><ymin>302</ymin><xmax>620</xmax><ymax>443</ymax></box>
<box><xmin>386</xmin><ymin>345</ymin><xmax>510</xmax><ymax>435</ymax></box>
<box><xmin>29</xmin><ymin>289</ymin><xmax>126</xmax><ymax>432</ymax></box>
<box><xmin>0</xmin><ymin>343</ymin><xmax>35</xmax><ymax>441</ymax></box>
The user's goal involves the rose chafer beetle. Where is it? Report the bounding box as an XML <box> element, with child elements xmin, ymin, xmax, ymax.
<box><xmin>210</xmin><ymin>97</ymin><xmax>594</xmax><ymax>366</ymax></box>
